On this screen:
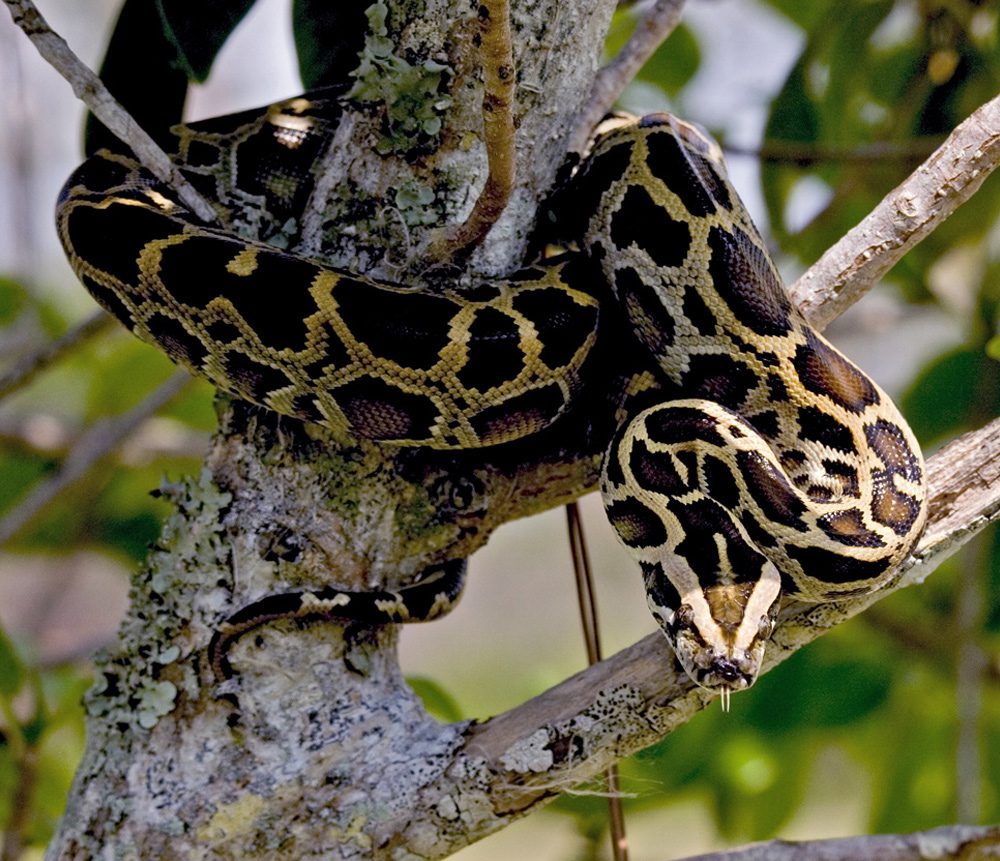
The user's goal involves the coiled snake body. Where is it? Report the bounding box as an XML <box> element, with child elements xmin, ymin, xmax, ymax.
<box><xmin>56</xmin><ymin>95</ymin><xmax>927</xmax><ymax>698</ymax></box>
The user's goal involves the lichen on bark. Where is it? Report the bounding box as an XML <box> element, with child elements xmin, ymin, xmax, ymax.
<box><xmin>49</xmin><ymin>2</ymin><xmax>620</xmax><ymax>858</ymax></box>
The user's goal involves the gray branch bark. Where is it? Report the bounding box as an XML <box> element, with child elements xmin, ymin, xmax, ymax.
<box><xmin>678</xmin><ymin>823</ymin><xmax>1000</xmax><ymax>861</ymax></box>
<box><xmin>23</xmin><ymin>1</ymin><xmax>1000</xmax><ymax>859</ymax></box>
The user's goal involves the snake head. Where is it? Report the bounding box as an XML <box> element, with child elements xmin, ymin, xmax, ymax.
<box><xmin>650</xmin><ymin>562</ymin><xmax>782</xmax><ymax>699</ymax></box>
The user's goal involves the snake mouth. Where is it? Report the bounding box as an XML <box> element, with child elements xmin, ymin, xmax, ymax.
<box><xmin>697</xmin><ymin>657</ymin><xmax>754</xmax><ymax>691</ymax></box>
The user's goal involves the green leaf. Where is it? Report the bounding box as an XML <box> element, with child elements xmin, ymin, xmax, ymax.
<box><xmin>0</xmin><ymin>278</ymin><xmax>26</xmax><ymax>325</ymax></box>
<box><xmin>156</xmin><ymin>0</ymin><xmax>260</xmax><ymax>82</ymax></box>
<box><xmin>86</xmin><ymin>0</ymin><xmax>189</xmax><ymax>156</ymax></box>
<box><xmin>0</xmin><ymin>626</ymin><xmax>24</xmax><ymax>699</ymax></box>
<box><xmin>742</xmin><ymin>639</ymin><xmax>892</xmax><ymax>732</ymax></box>
<box><xmin>292</xmin><ymin>0</ymin><xmax>370</xmax><ymax>90</ymax></box>
<box><xmin>707</xmin><ymin>734</ymin><xmax>808</xmax><ymax>840</ymax></box>
<box><xmin>901</xmin><ymin>347</ymin><xmax>981</xmax><ymax>445</ymax></box>
<box><xmin>407</xmin><ymin>676</ymin><xmax>463</xmax><ymax>723</ymax></box>
<box><xmin>636</xmin><ymin>23</ymin><xmax>701</xmax><ymax>97</ymax></box>
<box><xmin>760</xmin><ymin>0</ymin><xmax>837</xmax><ymax>31</ymax></box>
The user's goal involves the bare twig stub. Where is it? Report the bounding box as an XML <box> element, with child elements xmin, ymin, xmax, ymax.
<box><xmin>427</xmin><ymin>0</ymin><xmax>517</xmax><ymax>262</ymax></box>
<box><xmin>2</xmin><ymin>0</ymin><xmax>217</xmax><ymax>224</ymax></box>
<box><xmin>791</xmin><ymin>92</ymin><xmax>1000</xmax><ymax>329</ymax></box>
<box><xmin>568</xmin><ymin>0</ymin><xmax>687</xmax><ymax>155</ymax></box>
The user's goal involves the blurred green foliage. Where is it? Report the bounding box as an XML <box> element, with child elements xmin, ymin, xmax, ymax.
<box><xmin>0</xmin><ymin>0</ymin><xmax>998</xmax><ymax>858</ymax></box>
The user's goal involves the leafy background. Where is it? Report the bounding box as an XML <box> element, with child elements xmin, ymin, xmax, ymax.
<box><xmin>0</xmin><ymin>0</ymin><xmax>998</xmax><ymax>858</ymax></box>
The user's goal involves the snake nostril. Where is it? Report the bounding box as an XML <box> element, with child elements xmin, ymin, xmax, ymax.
<box><xmin>711</xmin><ymin>658</ymin><xmax>741</xmax><ymax>683</ymax></box>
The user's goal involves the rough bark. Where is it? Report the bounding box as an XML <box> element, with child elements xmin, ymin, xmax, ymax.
<box><xmin>47</xmin><ymin>1</ymin><xmax>621</xmax><ymax>858</ymax></box>
<box><xmin>677</xmin><ymin>823</ymin><xmax>1000</xmax><ymax>861</ymax></box>
<box><xmin>21</xmin><ymin>0</ymin><xmax>1000</xmax><ymax>858</ymax></box>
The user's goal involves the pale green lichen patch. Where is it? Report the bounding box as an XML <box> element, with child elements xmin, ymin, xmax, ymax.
<box><xmin>395</xmin><ymin>180</ymin><xmax>438</xmax><ymax>226</ymax></box>
<box><xmin>498</xmin><ymin>685</ymin><xmax>648</xmax><ymax>778</ymax></box>
<box><xmin>348</xmin><ymin>1</ymin><xmax>453</xmax><ymax>154</ymax></box>
<box><xmin>499</xmin><ymin>729</ymin><xmax>553</xmax><ymax>774</ymax></box>
<box><xmin>84</xmin><ymin>469</ymin><xmax>232</xmax><ymax>729</ymax></box>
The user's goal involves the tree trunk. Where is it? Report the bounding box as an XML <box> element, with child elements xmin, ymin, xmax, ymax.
<box><xmin>37</xmin><ymin>1</ymin><xmax>1000</xmax><ymax>858</ymax></box>
<box><xmin>48</xmin><ymin>1</ymin><xmax>619</xmax><ymax>858</ymax></box>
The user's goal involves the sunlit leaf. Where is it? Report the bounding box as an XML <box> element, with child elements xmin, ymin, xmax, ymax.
<box><xmin>406</xmin><ymin>676</ymin><xmax>463</xmax><ymax>723</ymax></box>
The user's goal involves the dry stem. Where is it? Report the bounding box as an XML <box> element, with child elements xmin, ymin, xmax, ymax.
<box><xmin>567</xmin><ymin>0</ymin><xmax>687</xmax><ymax>155</ymax></box>
<box><xmin>2</xmin><ymin>0</ymin><xmax>217</xmax><ymax>223</ymax></box>
<box><xmin>426</xmin><ymin>0</ymin><xmax>516</xmax><ymax>262</ymax></box>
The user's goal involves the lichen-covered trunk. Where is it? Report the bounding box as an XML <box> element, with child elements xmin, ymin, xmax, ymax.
<box><xmin>48</xmin><ymin>2</ymin><xmax>618</xmax><ymax>858</ymax></box>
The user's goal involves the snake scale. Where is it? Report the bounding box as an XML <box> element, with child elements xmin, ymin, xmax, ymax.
<box><xmin>56</xmin><ymin>93</ymin><xmax>927</xmax><ymax>701</ymax></box>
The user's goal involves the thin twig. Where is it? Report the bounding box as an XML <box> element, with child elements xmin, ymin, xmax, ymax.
<box><xmin>790</xmin><ymin>92</ymin><xmax>1000</xmax><ymax>329</ymax></box>
<box><xmin>426</xmin><ymin>0</ymin><xmax>516</xmax><ymax>262</ymax></box>
<box><xmin>566</xmin><ymin>502</ymin><xmax>629</xmax><ymax>861</ymax></box>
<box><xmin>567</xmin><ymin>0</ymin><xmax>687</xmax><ymax>155</ymax></box>
<box><xmin>2</xmin><ymin>0</ymin><xmax>217</xmax><ymax>224</ymax></box>
<box><xmin>0</xmin><ymin>310</ymin><xmax>113</xmax><ymax>402</ymax></box>
<box><xmin>0</xmin><ymin>370</ymin><xmax>191</xmax><ymax>546</ymax></box>
<box><xmin>724</xmin><ymin>137</ymin><xmax>941</xmax><ymax>166</ymax></box>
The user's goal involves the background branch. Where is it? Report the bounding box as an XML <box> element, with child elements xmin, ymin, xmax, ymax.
<box><xmin>2</xmin><ymin>0</ymin><xmax>217</xmax><ymax>223</ymax></box>
<box><xmin>568</xmin><ymin>0</ymin><xmax>687</xmax><ymax>154</ymax></box>
<box><xmin>790</xmin><ymin>92</ymin><xmax>1000</xmax><ymax>329</ymax></box>
<box><xmin>0</xmin><ymin>370</ymin><xmax>190</xmax><ymax>545</ymax></box>
<box><xmin>0</xmin><ymin>310</ymin><xmax>111</xmax><ymax>402</ymax></box>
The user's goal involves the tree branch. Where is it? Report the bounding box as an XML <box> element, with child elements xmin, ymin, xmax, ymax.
<box><xmin>0</xmin><ymin>370</ymin><xmax>190</xmax><ymax>546</ymax></box>
<box><xmin>1</xmin><ymin>0</ymin><xmax>218</xmax><ymax>223</ymax></box>
<box><xmin>568</xmin><ymin>0</ymin><xmax>687</xmax><ymax>155</ymax></box>
<box><xmin>425</xmin><ymin>0</ymin><xmax>516</xmax><ymax>263</ymax></box>
<box><xmin>0</xmin><ymin>310</ymin><xmax>112</xmax><ymax>402</ymax></box>
<box><xmin>444</xmin><ymin>416</ymin><xmax>1000</xmax><ymax>818</ymax></box>
<box><xmin>32</xmin><ymin>1</ymin><xmax>1000</xmax><ymax>858</ymax></box>
<box><xmin>676</xmin><ymin>823</ymin><xmax>1000</xmax><ymax>861</ymax></box>
<box><xmin>790</xmin><ymin>92</ymin><xmax>1000</xmax><ymax>330</ymax></box>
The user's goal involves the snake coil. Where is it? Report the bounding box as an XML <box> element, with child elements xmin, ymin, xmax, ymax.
<box><xmin>56</xmin><ymin>95</ymin><xmax>927</xmax><ymax>699</ymax></box>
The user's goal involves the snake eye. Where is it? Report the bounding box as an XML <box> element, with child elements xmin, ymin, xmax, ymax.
<box><xmin>675</xmin><ymin>604</ymin><xmax>694</xmax><ymax>628</ymax></box>
<box><xmin>757</xmin><ymin>615</ymin><xmax>774</xmax><ymax>640</ymax></box>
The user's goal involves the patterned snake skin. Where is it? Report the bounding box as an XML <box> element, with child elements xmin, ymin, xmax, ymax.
<box><xmin>56</xmin><ymin>95</ymin><xmax>927</xmax><ymax>699</ymax></box>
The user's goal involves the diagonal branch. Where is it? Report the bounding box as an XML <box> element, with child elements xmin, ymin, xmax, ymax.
<box><xmin>0</xmin><ymin>370</ymin><xmax>191</xmax><ymax>546</ymax></box>
<box><xmin>458</xmin><ymin>414</ymin><xmax>1000</xmax><ymax>814</ymax></box>
<box><xmin>2</xmin><ymin>0</ymin><xmax>217</xmax><ymax>223</ymax></box>
<box><xmin>0</xmin><ymin>310</ymin><xmax>112</xmax><ymax>402</ymax></box>
<box><xmin>675</xmin><ymin>823</ymin><xmax>1000</xmax><ymax>861</ymax></box>
<box><xmin>790</xmin><ymin>92</ymin><xmax>1000</xmax><ymax>329</ymax></box>
<box><xmin>568</xmin><ymin>0</ymin><xmax>687</xmax><ymax>155</ymax></box>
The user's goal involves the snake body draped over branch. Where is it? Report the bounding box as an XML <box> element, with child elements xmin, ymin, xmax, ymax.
<box><xmin>55</xmin><ymin>91</ymin><xmax>927</xmax><ymax>699</ymax></box>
